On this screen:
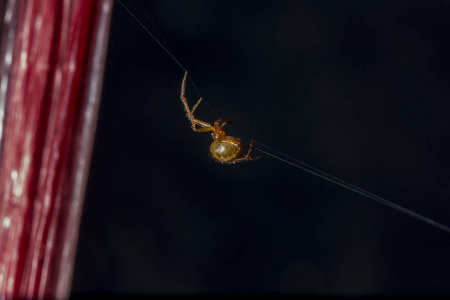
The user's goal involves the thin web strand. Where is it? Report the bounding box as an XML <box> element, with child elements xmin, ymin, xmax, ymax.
<box><xmin>117</xmin><ymin>0</ymin><xmax>220</xmax><ymax>119</ymax></box>
<box><xmin>117</xmin><ymin>0</ymin><xmax>186</xmax><ymax>71</ymax></box>
<box><xmin>136</xmin><ymin>0</ymin><xmax>176</xmax><ymax>58</ymax></box>
<box><xmin>254</xmin><ymin>141</ymin><xmax>450</xmax><ymax>234</ymax></box>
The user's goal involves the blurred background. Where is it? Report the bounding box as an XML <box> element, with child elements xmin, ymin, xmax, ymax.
<box><xmin>71</xmin><ymin>0</ymin><xmax>450</xmax><ymax>296</ymax></box>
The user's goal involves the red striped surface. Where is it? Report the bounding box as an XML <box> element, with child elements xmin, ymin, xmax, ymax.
<box><xmin>0</xmin><ymin>0</ymin><xmax>112</xmax><ymax>298</ymax></box>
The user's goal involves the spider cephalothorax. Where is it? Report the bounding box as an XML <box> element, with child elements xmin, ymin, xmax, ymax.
<box><xmin>180</xmin><ymin>72</ymin><xmax>259</xmax><ymax>164</ymax></box>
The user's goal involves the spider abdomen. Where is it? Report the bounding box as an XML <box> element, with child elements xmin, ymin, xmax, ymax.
<box><xmin>209</xmin><ymin>140</ymin><xmax>241</xmax><ymax>163</ymax></box>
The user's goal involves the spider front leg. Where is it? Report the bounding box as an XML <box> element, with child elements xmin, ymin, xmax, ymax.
<box><xmin>180</xmin><ymin>71</ymin><xmax>213</xmax><ymax>132</ymax></box>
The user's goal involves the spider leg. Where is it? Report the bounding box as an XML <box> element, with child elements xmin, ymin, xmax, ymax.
<box><xmin>191</xmin><ymin>97</ymin><xmax>202</xmax><ymax>114</ymax></box>
<box><xmin>215</xmin><ymin>119</ymin><xmax>235</xmax><ymax>127</ymax></box>
<box><xmin>217</xmin><ymin>136</ymin><xmax>241</xmax><ymax>147</ymax></box>
<box><xmin>234</xmin><ymin>140</ymin><xmax>260</xmax><ymax>162</ymax></box>
<box><xmin>192</xmin><ymin>121</ymin><xmax>213</xmax><ymax>132</ymax></box>
<box><xmin>181</xmin><ymin>71</ymin><xmax>213</xmax><ymax>132</ymax></box>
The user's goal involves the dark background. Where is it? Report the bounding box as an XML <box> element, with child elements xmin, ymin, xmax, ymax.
<box><xmin>72</xmin><ymin>0</ymin><xmax>450</xmax><ymax>296</ymax></box>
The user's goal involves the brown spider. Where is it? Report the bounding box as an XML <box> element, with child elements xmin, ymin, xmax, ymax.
<box><xmin>180</xmin><ymin>72</ymin><xmax>260</xmax><ymax>164</ymax></box>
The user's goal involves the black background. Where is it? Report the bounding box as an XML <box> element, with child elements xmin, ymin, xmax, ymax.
<box><xmin>72</xmin><ymin>0</ymin><xmax>450</xmax><ymax>296</ymax></box>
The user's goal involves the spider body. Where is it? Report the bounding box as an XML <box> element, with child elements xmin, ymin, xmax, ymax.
<box><xmin>180</xmin><ymin>72</ymin><xmax>259</xmax><ymax>164</ymax></box>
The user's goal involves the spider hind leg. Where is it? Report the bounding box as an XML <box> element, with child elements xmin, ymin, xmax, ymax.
<box><xmin>235</xmin><ymin>140</ymin><xmax>260</xmax><ymax>163</ymax></box>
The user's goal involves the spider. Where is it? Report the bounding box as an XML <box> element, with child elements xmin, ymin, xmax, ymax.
<box><xmin>180</xmin><ymin>72</ymin><xmax>260</xmax><ymax>164</ymax></box>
